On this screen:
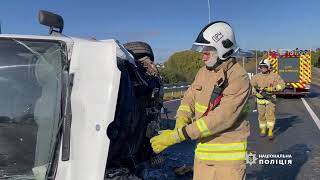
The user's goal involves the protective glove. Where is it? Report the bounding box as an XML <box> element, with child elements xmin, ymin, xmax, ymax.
<box><xmin>150</xmin><ymin>129</ymin><xmax>186</xmax><ymax>154</ymax></box>
<box><xmin>264</xmin><ymin>87</ymin><xmax>274</xmax><ymax>92</ymax></box>
<box><xmin>255</xmin><ymin>93</ymin><xmax>264</xmax><ymax>99</ymax></box>
<box><xmin>174</xmin><ymin>116</ymin><xmax>190</xmax><ymax>129</ymax></box>
<box><xmin>275</xmin><ymin>84</ymin><xmax>285</xmax><ymax>91</ymax></box>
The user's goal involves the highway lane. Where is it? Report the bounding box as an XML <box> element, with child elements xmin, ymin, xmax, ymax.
<box><xmin>304</xmin><ymin>67</ymin><xmax>320</xmax><ymax>121</ymax></box>
<box><xmin>247</xmin><ymin>97</ymin><xmax>320</xmax><ymax>180</ymax></box>
<box><xmin>158</xmin><ymin>88</ymin><xmax>320</xmax><ymax>179</ymax></box>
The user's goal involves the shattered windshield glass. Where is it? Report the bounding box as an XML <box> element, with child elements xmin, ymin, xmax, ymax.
<box><xmin>0</xmin><ymin>38</ymin><xmax>65</xmax><ymax>180</ymax></box>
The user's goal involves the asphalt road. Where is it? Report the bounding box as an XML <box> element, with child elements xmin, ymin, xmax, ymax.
<box><xmin>153</xmin><ymin>68</ymin><xmax>320</xmax><ymax>180</ymax></box>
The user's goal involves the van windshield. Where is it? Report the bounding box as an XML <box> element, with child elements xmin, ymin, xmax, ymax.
<box><xmin>0</xmin><ymin>38</ymin><xmax>65</xmax><ymax>180</ymax></box>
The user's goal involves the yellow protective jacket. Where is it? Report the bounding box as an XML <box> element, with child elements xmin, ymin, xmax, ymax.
<box><xmin>250</xmin><ymin>72</ymin><xmax>285</xmax><ymax>105</ymax></box>
<box><xmin>177</xmin><ymin>59</ymin><xmax>251</xmax><ymax>165</ymax></box>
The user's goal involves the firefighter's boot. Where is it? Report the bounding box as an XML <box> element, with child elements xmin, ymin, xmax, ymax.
<box><xmin>268</xmin><ymin>128</ymin><xmax>274</xmax><ymax>140</ymax></box>
<box><xmin>260</xmin><ymin>128</ymin><xmax>266</xmax><ymax>137</ymax></box>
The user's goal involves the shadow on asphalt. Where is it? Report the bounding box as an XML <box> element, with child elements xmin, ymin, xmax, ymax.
<box><xmin>153</xmin><ymin>105</ymin><xmax>196</xmax><ymax>179</ymax></box>
<box><xmin>275</xmin><ymin>83</ymin><xmax>320</xmax><ymax>99</ymax></box>
<box><xmin>277</xmin><ymin>95</ymin><xmax>303</xmax><ymax>99</ymax></box>
<box><xmin>307</xmin><ymin>92</ymin><xmax>320</xmax><ymax>98</ymax></box>
<box><xmin>143</xmin><ymin>119</ymin><xmax>195</xmax><ymax>180</ymax></box>
<box><xmin>160</xmin><ymin>117</ymin><xmax>175</xmax><ymax>130</ymax></box>
<box><xmin>307</xmin><ymin>84</ymin><xmax>320</xmax><ymax>98</ymax></box>
<box><xmin>247</xmin><ymin>144</ymin><xmax>310</xmax><ymax>180</ymax></box>
<box><xmin>141</xmin><ymin>142</ymin><xmax>195</xmax><ymax>180</ymax></box>
<box><xmin>273</xmin><ymin>115</ymin><xmax>303</xmax><ymax>137</ymax></box>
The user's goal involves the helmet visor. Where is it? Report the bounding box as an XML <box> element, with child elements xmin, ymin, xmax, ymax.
<box><xmin>230</xmin><ymin>48</ymin><xmax>254</xmax><ymax>58</ymax></box>
<box><xmin>191</xmin><ymin>44</ymin><xmax>217</xmax><ymax>52</ymax></box>
<box><xmin>259</xmin><ymin>64</ymin><xmax>269</xmax><ymax>68</ymax></box>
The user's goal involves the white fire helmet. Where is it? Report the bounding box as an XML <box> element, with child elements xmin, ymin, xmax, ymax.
<box><xmin>259</xmin><ymin>59</ymin><xmax>271</xmax><ymax>69</ymax></box>
<box><xmin>191</xmin><ymin>21</ymin><xmax>240</xmax><ymax>60</ymax></box>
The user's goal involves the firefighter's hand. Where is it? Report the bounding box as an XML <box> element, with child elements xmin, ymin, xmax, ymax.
<box><xmin>175</xmin><ymin>116</ymin><xmax>190</xmax><ymax>129</ymax></box>
<box><xmin>150</xmin><ymin>129</ymin><xmax>185</xmax><ymax>154</ymax></box>
<box><xmin>255</xmin><ymin>93</ymin><xmax>264</xmax><ymax>99</ymax></box>
<box><xmin>275</xmin><ymin>84</ymin><xmax>285</xmax><ymax>91</ymax></box>
<box><xmin>264</xmin><ymin>87</ymin><xmax>274</xmax><ymax>92</ymax></box>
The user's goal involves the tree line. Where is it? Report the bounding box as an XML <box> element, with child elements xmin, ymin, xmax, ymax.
<box><xmin>159</xmin><ymin>50</ymin><xmax>320</xmax><ymax>84</ymax></box>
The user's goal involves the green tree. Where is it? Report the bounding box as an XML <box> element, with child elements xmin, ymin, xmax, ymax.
<box><xmin>311</xmin><ymin>50</ymin><xmax>320</xmax><ymax>67</ymax></box>
<box><xmin>160</xmin><ymin>51</ymin><xmax>204</xmax><ymax>83</ymax></box>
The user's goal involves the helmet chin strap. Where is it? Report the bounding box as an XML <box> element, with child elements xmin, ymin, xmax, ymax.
<box><xmin>206</xmin><ymin>58</ymin><xmax>223</xmax><ymax>71</ymax></box>
<box><xmin>262</xmin><ymin>70</ymin><xmax>271</xmax><ymax>74</ymax></box>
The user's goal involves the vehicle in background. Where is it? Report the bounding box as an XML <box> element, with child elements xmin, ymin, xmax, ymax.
<box><xmin>267</xmin><ymin>49</ymin><xmax>312</xmax><ymax>95</ymax></box>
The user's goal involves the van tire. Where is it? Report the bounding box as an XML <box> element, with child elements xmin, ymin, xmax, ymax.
<box><xmin>124</xmin><ymin>42</ymin><xmax>154</xmax><ymax>61</ymax></box>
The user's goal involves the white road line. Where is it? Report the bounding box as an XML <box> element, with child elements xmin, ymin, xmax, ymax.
<box><xmin>164</xmin><ymin>99</ymin><xmax>181</xmax><ymax>103</ymax></box>
<box><xmin>301</xmin><ymin>98</ymin><xmax>320</xmax><ymax>130</ymax></box>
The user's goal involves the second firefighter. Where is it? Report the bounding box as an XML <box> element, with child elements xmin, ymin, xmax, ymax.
<box><xmin>251</xmin><ymin>59</ymin><xmax>285</xmax><ymax>140</ymax></box>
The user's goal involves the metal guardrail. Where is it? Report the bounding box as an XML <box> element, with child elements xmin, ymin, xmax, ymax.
<box><xmin>163</xmin><ymin>82</ymin><xmax>190</xmax><ymax>89</ymax></box>
<box><xmin>163</xmin><ymin>84</ymin><xmax>190</xmax><ymax>93</ymax></box>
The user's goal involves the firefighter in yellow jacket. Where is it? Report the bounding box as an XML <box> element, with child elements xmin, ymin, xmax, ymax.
<box><xmin>251</xmin><ymin>59</ymin><xmax>285</xmax><ymax>140</ymax></box>
<box><xmin>151</xmin><ymin>21</ymin><xmax>251</xmax><ymax>180</ymax></box>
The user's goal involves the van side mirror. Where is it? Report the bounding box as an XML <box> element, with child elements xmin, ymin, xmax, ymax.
<box><xmin>38</xmin><ymin>10</ymin><xmax>64</xmax><ymax>34</ymax></box>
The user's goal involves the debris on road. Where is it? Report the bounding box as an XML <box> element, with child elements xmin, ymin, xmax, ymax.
<box><xmin>174</xmin><ymin>165</ymin><xmax>193</xmax><ymax>176</ymax></box>
<box><xmin>105</xmin><ymin>168</ymin><xmax>141</xmax><ymax>180</ymax></box>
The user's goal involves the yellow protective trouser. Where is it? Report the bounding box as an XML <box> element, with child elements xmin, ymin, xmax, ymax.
<box><xmin>257</xmin><ymin>102</ymin><xmax>276</xmax><ymax>129</ymax></box>
<box><xmin>193</xmin><ymin>158</ymin><xmax>246</xmax><ymax>180</ymax></box>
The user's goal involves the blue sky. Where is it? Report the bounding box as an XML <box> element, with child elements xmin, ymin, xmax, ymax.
<box><xmin>1</xmin><ymin>0</ymin><xmax>320</xmax><ymax>62</ymax></box>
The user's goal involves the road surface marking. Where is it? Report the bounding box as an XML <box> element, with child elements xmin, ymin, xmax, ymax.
<box><xmin>164</xmin><ymin>99</ymin><xmax>181</xmax><ymax>103</ymax></box>
<box><xmin>301</xmin><ymin>98</ymin><xmax>320</xmax><ymax>130</ymax></box>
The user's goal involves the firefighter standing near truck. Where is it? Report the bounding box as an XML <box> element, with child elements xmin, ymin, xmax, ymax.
<box><xmin>150</xmin><ymin>21</ymin><xmax>251</xmax><ymax>180</ymax></box>
<box><xmin>251</xmin><ymin>59</ymin><xmax>285</xmax><ymax>140</ymax></box>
